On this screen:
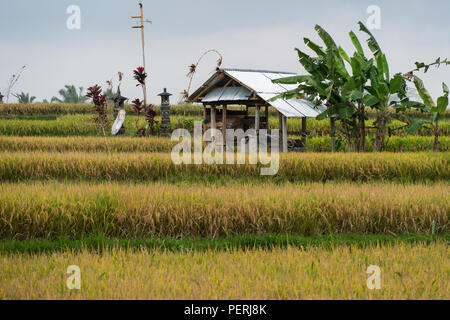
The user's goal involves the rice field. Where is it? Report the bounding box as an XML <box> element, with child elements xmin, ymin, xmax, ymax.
<box><xmin>1</xmin><ymin>113</ymin><xmax>449</xmax><ymax>138</ymax></box>
<box><xmin>0</xmin><ymin>135</ymin><xmax>448</xmax><ymax>153</ymax></box>
<box><xmin>1</xmin><ymin>103</ymin><xmax>449</xmax><ymax>119</ymax></box>
<box><xmin>1</xmin><ymin>103</ymin><xmax>448</xmax><ymax>300</ymax></box>
<box><xmin>0</xmin><ymin>152</ymin><xmax>447</xmax><ymax>183</ymax></box>
<box><xmin>0</xmin><ymin>244</ymin><xmax>448</xmax><ymax>300</ymax></box>
<box><xmin>0</xmin><ymin>181</ymin><xmax>447</xmax><ymax>240</ymax></box>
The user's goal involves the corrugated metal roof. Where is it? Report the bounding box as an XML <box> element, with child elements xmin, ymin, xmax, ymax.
<box><xmin>202</xmin><ymin>87</ymin><xmax>252</xmax><ymax>102</ymax></box>
<box><xmin>190</xmin><ymin>68</ymin><xmax>326</xmax><ymax>118</ymax></box>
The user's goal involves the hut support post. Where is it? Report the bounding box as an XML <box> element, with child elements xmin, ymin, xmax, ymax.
<box><xmin>265</xmin><ymin>106</ymin><xmax>269</xmax><ymax>129</ymax></box>
<box><xmin>255</xmin><ymin>105</ymin><xmax>261</xmax><ymax>147</ymax></box>
<box><xmin>301</xmin><ymin>117</ymin><xmax>307</xmax><ymax>149</ymax></box>
<box><xmin>279</xmin><ymin>112</ymin><xmax>288</xmax><ymax>153</ymax></box>
<box><xmin>211</xmin><ymin>106</ymin><xmax>216</xmax><ymax>143</ymax></box>
<box><xmin>279</xmin><ymin>112</ymin><xmax>283</xmax><ymax>151</ymax></box>
<box><xmin>282</xmin><ymin>115</ymin><xmax>288</xmax><ymax>153</ymax></box>
<box><xmin>203</xmin><ymin>105</ymin><xmax>207</xmax><ymax>134</ymax></box>
<box><xmin>222</xmin><ymin>105</ymin><xmax>227</xmax><ymax>147</ymax></box>
<box><xmin>330</xmin><ymin>117</ymin><xmax>336</xmax><ymax>152</ymax></box>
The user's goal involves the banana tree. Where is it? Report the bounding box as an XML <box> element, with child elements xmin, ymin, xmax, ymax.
<box><xmin>356</xmin><ymin>22</ymin><xmax>410</xmax><ymax>152</ymax></box>
<box><xmin>273</xmin><ymin>23</ymin><xmax>389</xmax><ymax>152</ymax></box>
<box><xmin>402</xmin><ymin>78</ymin><xmax>448</xmax><ymax>151</ymax></box>
<box><xmin>13</xmin><ymin>92</ymin><xmax>36</xmax><ymax>104</ymax></box>
<box><xmin>272</xmin><ymin>26</ymin><xmax>360</xmax><ymax>151</ymax></box>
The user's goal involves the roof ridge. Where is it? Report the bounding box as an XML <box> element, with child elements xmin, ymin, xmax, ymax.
<box><xmin>218</xmin><ymin>67</ymin><xmax>296</xmax><ymax>75</ymax></box>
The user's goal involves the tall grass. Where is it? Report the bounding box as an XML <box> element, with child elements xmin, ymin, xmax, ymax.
<box><xmin>0</xmin><ymin>182</ymin><xmax>447</xmax><ymax>239</ymax></box>
<box><xmin>0</xmin><ymin>115</ymin><xmax>199</xmax><ymax>137</ymax></box>
<box><xmin>1</xmin><ymin>136</ymin><xmax>447</xmax><ymax>153</ymax></box>
<box><xmin>1</xmin><ymin>103</ymin><xmax>449</xmax><ymax>119</ymax></box>
<box><xmin>0</xmin><ymin>103</ymin><xmax>204</xmax><ymax>117</ymax></box>
<box><xmin>0</xmin><ymin>152</ymin><xmax>447</xmax><ymax>182</ymax></box>
<box><xmin>0</xmin><ymin>115</ymin><xmax>99</xmax><ymax>136</ymax></box>
<box><xmin>1</xmin><ymin>114</ymin><xmax>449</xmax><ymax>137</ymax></box>
<box><xmin>273</xmin><ymin>118</ymin><xmax>450</xmax><ymax>137</ymax></box>
<box><xmin>1</xmin><ymin>234</ymin><xmax>446</xmax><ymax>254</ymax></box>
<box><xmin>0</xmin><ymin>136</ymin><xmax>177</xmax><ymax>153</ymax></box>
<box><xmin>0</xmin><ymin>244</ymin><xmax>448</xmax><ymax>299</ymax></box>
<box><xmin>303</xmin><ymin>136</ymin><xmax>450</xmax><ymax>152</ymax></box>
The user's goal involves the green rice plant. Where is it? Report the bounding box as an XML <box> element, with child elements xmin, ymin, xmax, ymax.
<box><xmin>272</xmin><ymin>118</ymin><xmax>450</xmax><ymax>137</ymax></box>
<box><xmin>2</xmin><ymin>136</ymin><xmax>447</xmax><ymax>153</ymax></box>
<box><xmin>1</xmin><ymin>113</ymin><xmax>448</xmax><ymax>137</ymax></box>
<box><xmin>302</xmin><ymin>136</ymin><xmax>450</xmax><ymax>152</ymax></box>
<box><xmin>1</xmin><ymin>234</ymin><xmax>447</xmax><ymax>254</ymax></box>
<box><xmin>0</xmin><ymin>115</ymin><xmax>99</xmax><ymax>136</ymax></box>
<box><xmin>1</xmin><ymin>103</ymin><xmax>449</xmax><ymax>120</ymax></box>
<box><xmin>0</xmin><ymin>136</ymin><xmax>177</xmax><ymax>153</ymax></box>
<box><xmin>0</xmin><ymin>182</ymin><xmax>448</xmax><ymax>240</ymax></box>
<box><xmin>0</xmin><ymin>115</ymin><xmax>201</xmax><ymax>137</ymax></box>
<box><xmin>0</xmin><ymin>103</ymin><xmax>207</xmax><ymax>117</ymax></box>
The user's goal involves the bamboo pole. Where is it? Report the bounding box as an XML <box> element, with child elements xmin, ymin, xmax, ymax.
<box><xmin>132</xmin><ymin>2</ymin><xmax>149</xmax><ymax>107</ymax></box>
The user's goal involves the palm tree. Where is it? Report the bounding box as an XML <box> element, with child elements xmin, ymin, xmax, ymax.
<box><xmin>14</xmin><ymin>92</ymin><xmax>36</xmax><ymax>104</ymax></box>
<box><xmin>51</xmin><ymin>85</ymin><xmax>89</xmax><ymax>103</ymax></box>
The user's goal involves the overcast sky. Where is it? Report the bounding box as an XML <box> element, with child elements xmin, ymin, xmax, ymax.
<box><xmin>0</xmin><ymin>0</ymin><xmax>449</xmax><ymax>103</ymax></box>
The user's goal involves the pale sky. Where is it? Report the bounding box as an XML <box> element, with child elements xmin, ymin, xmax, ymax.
<box><xmin>0</xmin><ymin>0</ymin><xmax>449</xmax><ymax>103</ymax></box>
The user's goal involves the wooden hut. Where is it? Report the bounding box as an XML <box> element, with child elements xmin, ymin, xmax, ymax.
<box><xmin>188</xmin><ymin>68</ymin><xmax>326</xmax><ymax>152</ymax></box>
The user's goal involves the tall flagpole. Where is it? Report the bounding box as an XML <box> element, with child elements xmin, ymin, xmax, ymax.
<box><xmin>132</xmin><ymin>1</ymin><xmax>151</xmax><ymax>106</ymax></box>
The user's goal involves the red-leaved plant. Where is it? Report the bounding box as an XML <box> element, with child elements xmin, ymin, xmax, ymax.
<box><xmin>132</xmin><ymin>67</ymin><xmax>157</xmax><ymax>136</ymax></box>
<box><xmin>86</xmin><ymin>85</ymin><xmax>109</xmax><ymax>136</ymax></box>
<box><xmin>132</xmin><ymin>98</ymin><xmax>144</xmax><ymax>133</ymax></box>
<box><xmin>144</xmin><ymin>104</ymin><xmax>157</xmax><ymax>135</ymax></box>
<box><xmin>133</xmin><ymin>67</ymin><xmax>147</xmax><ymax>87</ymax></box>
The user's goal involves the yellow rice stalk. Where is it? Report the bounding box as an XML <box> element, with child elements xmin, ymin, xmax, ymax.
<box><xmin>0</xmin><ymin>152</ymin><xmax>447</xmax><ymax>182</ymax></box>
<box><xmin>0</xmin><ymin>182</ymin><xmax>448</xmax><ymax>239</ymax></box>
<box><xmin>0</xmin><ymin>244</ymin><xmax>448</xmax><ymax>300</ymax></box>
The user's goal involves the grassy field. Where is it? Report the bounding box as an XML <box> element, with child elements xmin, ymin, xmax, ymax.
<box><xmin>0</xmin><ymin>181</ymin><xmax>447</xmax><ymax>239</ymax></box>
<box><xmin>0</xmin><ymin>135</ymin><xmax>448</xmax><ymax>153</ymax></box>
<box><xmin>1</xmin><ymin>243</ymin><xmax>448</xmax><ymax>300</ymax></box>
<box><xmin>1</xmin><ymin>103</ymin><xmax>449</xmax><ymax>119</ymax></box>
<box><xmin>1</xmin><ymin>102</ymin><xmax>448</xmax><ymax>300</ymax></box>
<box><xmin>2</xmin><ymin>234</ymin><xmax>448</xmax><ymax>254</ymax></box>
<box><xmin>0</xmin><ymin>152</ymin><xmax>447</xmax><ymax>182</ymax></box>
<box><xmin>1</xmin><ymin>114</ymin><xmax>449</xmax><ymax>138</ymax></box>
